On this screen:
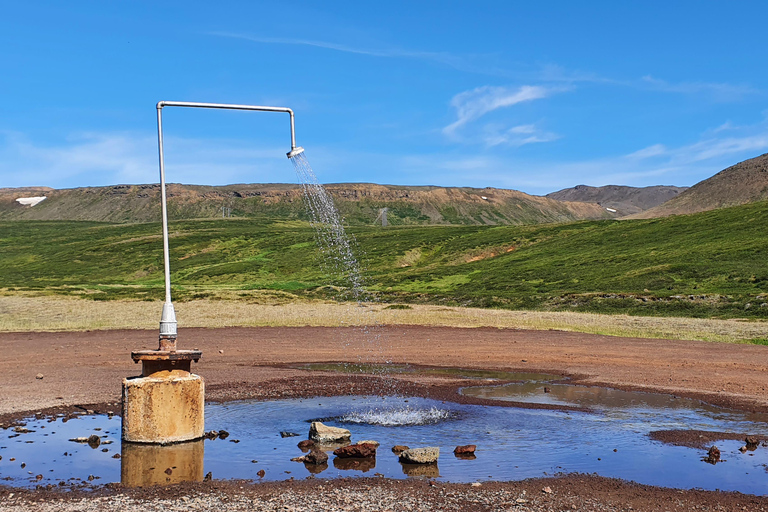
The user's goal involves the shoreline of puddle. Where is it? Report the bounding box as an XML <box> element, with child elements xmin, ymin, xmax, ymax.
<box><xmin>3</xmin><ymin>364</ymin><xmax>768</xmax><ymax>493</ymax></box>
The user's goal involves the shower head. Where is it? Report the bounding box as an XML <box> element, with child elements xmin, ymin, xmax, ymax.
<box><xmin>287</xmin><ymin>146</ymin><xmax>305</xmax><ymax>159</ymax></box>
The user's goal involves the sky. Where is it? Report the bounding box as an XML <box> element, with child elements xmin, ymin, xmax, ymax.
<box><xmin>1</xmin><ymin>1</ymin><xmax>767</xmax><ymax>196</ymax></box>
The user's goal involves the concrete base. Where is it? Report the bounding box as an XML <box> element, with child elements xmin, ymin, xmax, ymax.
<box><xmin>121</xmin><ymin>439</ymin><xmax>204</xmax><ymax>487</ymax></box>
<box><xmin>122</xmin><ymin>370</ymin><xmax>204</xmax><ymax>444</ymax></box>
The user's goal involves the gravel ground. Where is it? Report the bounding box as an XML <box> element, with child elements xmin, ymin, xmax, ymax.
<box><xmin>2</xmin><ymin>476</ymin><xmax>767</xmax><ymax>512</ymax></box>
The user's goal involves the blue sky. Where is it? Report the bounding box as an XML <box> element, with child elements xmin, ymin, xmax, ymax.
<box><xmin>2</xmin><ymin>1</ymin><xmax>767</xmax><ymax>195</ymax></box>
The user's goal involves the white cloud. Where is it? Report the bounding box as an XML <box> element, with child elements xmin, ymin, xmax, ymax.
<box><xmin>0</xmin><ymin>131</ymin><xmax>296</xmax><ymax>189</ymax></box>
<box><xmin>480</xmin><ymin>123</ymin><xmax>560</xmax><ymax>148</ymax></box>
<box><xmin>443</xmin><ymin>85</ymin><xmax>559</xmax><ymax>138</ymax></box>
<box><xmin>209</xmin><ymin>31</ymin><xmax>489</xmax><ymax>75</ymax></box>
<box><xmin>641</xmin><ymin>75</ymin><xmax>758</xmax><ymax>101</ymax></box>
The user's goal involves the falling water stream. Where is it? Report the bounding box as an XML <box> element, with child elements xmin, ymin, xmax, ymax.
<box><xmin>290</xmin><ymin>152</ymin><xmax>389</xmax><ymax>374</ymax></box>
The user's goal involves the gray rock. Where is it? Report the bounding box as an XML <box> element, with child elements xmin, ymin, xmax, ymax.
<box><xmin>308</xmin><ymin>422</ymin><xmax>351</xmax><ymax>443</ymax></box>
<box><xmin>399</xmin><ymin>447</ymin><xmax>439</xmax><ymax>464</ymax></box>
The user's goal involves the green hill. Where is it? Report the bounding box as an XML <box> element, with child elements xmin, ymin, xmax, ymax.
<box><xmin>1</xmin><ymin>199</ymin><xmax>767</xmax><ymax>320</ymax></box>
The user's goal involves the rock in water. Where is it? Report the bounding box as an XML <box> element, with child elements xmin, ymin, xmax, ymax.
<box><xmin>297</xmin><ymin>439</ymin><xmax>315</xmax><ymax>451</ymax></box>
<box><xmin>358</xmin><ymin>440</ymin><xmax>380</xmax><ymax>448</ymax></box>
<box><xmin>308</xmin><ymin>422</ymin><xmax>351</xmax><ymax>443</ymax></box>
<box><xmin>704</xmin><ymin>445</ymin><xmax>721</xmax><ymax>464</ymax></box>
<box><xmin>333</xmin><ymin>443</ymin><xmax>377</xmax><ymax>458</ymax></box>
<box><xmin>399</xmin><ymin>447</ymin><xmax>439</xmax><ymax>464</ymax></box>
<box><xmin>304</xmin><ymin>450</ymin><xmax>329</xmax><ymax>465</ymax></box>
<box><xmin>391</xmin><ymin>445</ymin><xmax>410</xmax><ymax>454</ymax></box>
<box><xmin>454</xmin><ymin>444</ymin><xmax>476</xmax><ymax>455</ymax></box>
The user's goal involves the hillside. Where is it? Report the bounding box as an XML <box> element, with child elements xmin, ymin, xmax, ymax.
<box><xmin>0</xmin><ymin>183</ymin><xmax>613</xmax><ymax>226</ymax></box>
<box><xmin>2</xmin><ymin>199</ymin><xmax>768</xmax><ymax>321</ymax></box>
<box><xmin>546</xmin><ymin>185</ymin><xmax>687</xmax><ymax>216</ymax></box>
<box><xmin>630</xmin><ymin>152</ymin><xmax>768</xmax><ymax>219</ymax></box>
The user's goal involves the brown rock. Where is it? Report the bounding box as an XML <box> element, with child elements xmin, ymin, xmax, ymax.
<box><xmin>704</xmin><ymin>445</ymin><xmax>721</xmax><ymax>464</ymax></box>
<box><xmin>454</xmin><ymin>444</ymin><xmax>476</xmax><ymax>455</ymax></box>
<box><xmin>745</xmin><ymin>436</ymin><xmax>760</xmax><ymax>448</ymax></box>
<box><xmin>304</xmin><ymin>450</ymin><xmax>328</xmax><ymax>465</ymax></box>
<box><xmin>256</xmin><ymin>469</ymin><xmax>265</xmax><ymax>478</ymax></box>
<box><xmin>87</xmin><ymin>434</ymin><xmax>101</xmax><ymax>448</ymax></box>
<box><xmin>333</xmin><ymin>443</ymin><xmax>377</xmax><ymax>458</ymax></box>
<box><xmin>297</xmin><ymin>439</ymin><xmax>315</xmax><ymax>451</ymax></box>
<box><xmin>391</xmin><ymin>445</ymin><xmax>410</xmax><ymax>454</ymax></box>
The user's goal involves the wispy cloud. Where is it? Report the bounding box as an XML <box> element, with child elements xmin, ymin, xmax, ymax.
<box><xmin>481</xmin><ymin>123</ymin><xmax>560</xmax><ymax>148</ymax></box>
<box><xmin>641</xmin><ymin>75</ymin><xmax>758</xmax><ymax>101</ymax></box>
<box><xmin>442</xmin><ymin>85</ymin><xmax>566</xmax><ymax>147</ymax></box>
<box><xmin>209</xmin><ymin>31</ymin><xmax>489</xmax><ymax>74</ymax></box>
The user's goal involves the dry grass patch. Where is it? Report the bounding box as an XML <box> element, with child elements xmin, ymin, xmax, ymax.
<box><xmin>0</xmin><ymin>294</ymin><xmax>766</xmax><ymax>343</ymax></box>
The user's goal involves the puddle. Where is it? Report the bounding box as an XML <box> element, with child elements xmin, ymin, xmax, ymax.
<box><xmin>2</xmin><ymin>394</ymin><xmax>768</xmax><ymax>494</ymax></box>
<box><xmin>293</xmin><ymin>363</ymin><xmax>558</xmax><ymax>382</ymax></box>
<box><xmin>461</xmin><ymin>382</ymin><xmax>768</xmax><ymax>423</ymax></box>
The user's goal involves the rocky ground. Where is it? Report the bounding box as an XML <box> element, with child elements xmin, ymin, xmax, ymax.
<box><xmin>2</xmin><ymin>325</ymin><xmax>768</xmax><ymax>510</ymax></box>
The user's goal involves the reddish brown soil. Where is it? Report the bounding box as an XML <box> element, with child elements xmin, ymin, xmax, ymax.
<box><xmin>2</xmin><ymin>325</ymin><xmax>767</xmax><ymax>417</ymax></box>
<box><xmin>3</xmin><ymin>325</ymin><xmax>768</xmax><ymax>509</ymax></box>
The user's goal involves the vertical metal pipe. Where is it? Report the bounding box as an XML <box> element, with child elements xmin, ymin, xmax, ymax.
<box><xmin>289</xmin><ymin>110</ymin><xmax>297</xmax><ymax>151</ymax></box>
<box><xmin>156</xmin><ymin>104</ymin><xmax>173</xmax><ymax>305</ymax></box>
<box><xmin>154</xmin><ymin>100</ymin><xmax>302</xmax><ymax>345</ymax></box>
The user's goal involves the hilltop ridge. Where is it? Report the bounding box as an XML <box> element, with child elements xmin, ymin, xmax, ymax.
<box><xmin>0</xmin><ymin>182</ymin><xmax>614</xmax><ymax>226</ymax></box>
<box><xmin>547</xmin><ymin>184</ymin><xmax>687</xmax><ymax>216</ymax></box>
<box><xmin>630</xmin><ymin>153</ymin><xmax>768</xmax><ymax>219</ymax></box>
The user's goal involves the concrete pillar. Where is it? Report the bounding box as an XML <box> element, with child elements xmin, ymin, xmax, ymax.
<box><xmin>122</xmin><ymin>348</ymin><xmax>204</xmax><ymax>444</ymax></box>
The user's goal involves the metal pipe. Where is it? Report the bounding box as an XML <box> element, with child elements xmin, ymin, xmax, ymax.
<box><xmin>155</xmin><ymin>100</ymin><xmax>303</xmax><ymax>345</ymax></box>
<box><xmin>157</xmin><ymin>101</ymin><xmax>301</xmax><ymax>154</ymax></box>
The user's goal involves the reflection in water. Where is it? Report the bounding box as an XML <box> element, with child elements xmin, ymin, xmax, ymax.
<box><xmin>303</xmin><ymin>462</ymin><xmax>329</xmax><ymax>474</ymax></box>
<box><xmin>121</xmin><ymin>440</ymin><xmax>204</xmax><ymax>487</ymax></box>
<box><xmin>462</xmin><ymin>383</ymin><xmax>768</xmax><ymax>422</ymax></box>
<box><xmin>401</xmin><ymin>463</ymin><xmax>440</xmax><ymax>478</ymax></box>
<box><xmin>333</xmin><ymin>457</ymin><xmax>376</xmax><ymax>472</ymax></box>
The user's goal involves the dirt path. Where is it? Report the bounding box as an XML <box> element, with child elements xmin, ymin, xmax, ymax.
<box><xmin>2</xmin><ymin>325</ymin><xmax>767</xmax><ymax>416</ymax></box>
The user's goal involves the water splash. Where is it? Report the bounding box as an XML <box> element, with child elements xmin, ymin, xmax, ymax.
<box><xmin>339</xmin><ymin>406</ymin><xmax>455</xmax><ymax>426</ymax></box>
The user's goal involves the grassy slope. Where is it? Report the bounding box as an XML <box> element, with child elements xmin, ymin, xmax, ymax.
<box><xmin>0</xmin><ymin>201</ymin><xmax>767</xmax><ymax>319</ymax></box>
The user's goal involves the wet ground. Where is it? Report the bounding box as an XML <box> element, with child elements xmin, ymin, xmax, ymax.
<box><xmin>4</xmin><ymin>326</ymin><xmax>768</xmax><ymax>509</ymax></box>
<box><xmin>3</xmin><ymin>371</ymin><xmax>768</xmax><ymax>494</ymax></box>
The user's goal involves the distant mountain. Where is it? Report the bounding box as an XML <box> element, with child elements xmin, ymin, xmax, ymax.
<box><xmin>630</xmin><ymin>153</ymin><xmax>768</xmax><ymax>219</ymax></box>
<box><xmin>0</xmin><ymin>183</ymin><xmax>613</xmax><ymax>226</ymax></box>
<box><xmin>546</xmin><ymin>184</ymin><xmax>688</xmax><ymax>216</ymax></box>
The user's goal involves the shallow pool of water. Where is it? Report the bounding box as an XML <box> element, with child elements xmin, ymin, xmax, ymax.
<box><xmin>2</xmin><ymin>393</ymin><xmax>768</xmax><ymax>494</ymax></box>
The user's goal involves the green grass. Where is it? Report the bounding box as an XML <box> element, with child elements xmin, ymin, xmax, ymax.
<box><xmin>1</xmin><ymin>201</ymin><xmax>768</xmax><ymax>319</ymax></box>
